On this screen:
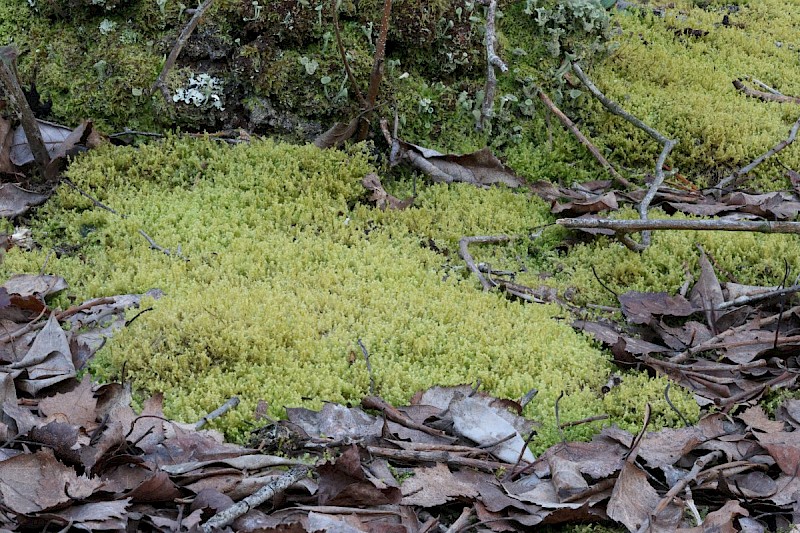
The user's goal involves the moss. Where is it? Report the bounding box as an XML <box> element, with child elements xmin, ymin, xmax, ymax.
<box><xmin>1</xmin><ymin>137</ymin><xmax>698</xmax><ymax>451</ymax></box>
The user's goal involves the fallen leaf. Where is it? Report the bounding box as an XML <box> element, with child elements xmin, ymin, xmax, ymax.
<box><xmin>0</xmin><ymin>183</ymin><xmax>50</xmax><ymax>218</ymax></box>
<box><xmin>400</xmin><ymin>463</ymin><xmax>479</xmax><ymax>506</ymax></box>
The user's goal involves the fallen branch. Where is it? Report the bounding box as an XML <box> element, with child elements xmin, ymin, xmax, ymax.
<box><xmin>195</xmin><ymin>396</ymin><xmax>240</xmax><ymax>430</ymax></box>
<box><xmin>557</xmin><ymin>217</ymin><xmax>800</xmax><ymax>237</ymax></box>
<box><xmin>150</xmin><ymin>0</ymin><xmax>216</xmax><ymax>104</ymax></box>
<box><xmin>572</xmin><ymin>62</ymin><xmax>676</xmax><ymax>250</ymax></box>
<box><xmin>477</xmin><ymin>0</ymin><xmax>507</xmax><ymax>131</ymax></box>
<box><xmin>0</xmin><ymin>47</ymin><xmax>50</xmax><ymax>178</ymax></box>
<box><xmin>536</xmin><ymin>89</ymin><xmax>630</xmax><ymax>188</ymax></box>
<box><xmin>715</xmin><ymin>114</ymin><xmax>800</xmax><ymax>191</ymax></box>
<box><xmin>366</xmin><ymin>446</ymin><xmax>509</xmax><ymax>473</ymax></box>
<box><xmin>361</xmin><ymin>396</ymin><xmax>453</xmax><ymax>439</ymax></box>
<box><xmin>732</xmin><ymin>78</ymin><xmax>800</xmax><ymax>104</ymax></box>
<box><xmin>458</xmin><ymin>235</ymin><xmax>512</xmax><ymax>290</ymax></box>
<box><xmin>201</xmin><ymin>465</ymin><xmax>310</xmax><ymax>533</ymax></box>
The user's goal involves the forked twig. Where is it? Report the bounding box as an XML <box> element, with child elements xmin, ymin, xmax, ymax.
<box><xmin>572</xmin><ymin>62</ymin><xmax>676</xmax><ymax>250</ymax></box>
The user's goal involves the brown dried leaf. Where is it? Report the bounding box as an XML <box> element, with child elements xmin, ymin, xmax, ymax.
<box><xmin>317</xmin><ymin>445</ymin><xmax>401</xmax><ymax>506</ymax></box>
<box><xmin>38</xmin><ymin>374</ymin><xmax>97</xmax><ymax>429</ymax></box>
<box><xmin>690</xmin><ymin>250</ymin><xmax>725</xmax><ymax>332</ymax></box>
<box><xmin>0</xmin><ymin>117</ymin><xmax>14</xmax><ymax>174</ymax></box>
<box><xmin>619</xmin><ymin>291</ymin><xmax>695</xmax><ymax>324</ymax></box>
<box><xmin>551</xmin><ymin>192</ymin><xmax>619</xmax><ymax>216</ymax></box>
<box><xmin>0</xmin><ymin>448</ymin><xmax>101</xmax><ymax>513</ymax></box>
<box><xmin>400</xmin><ymin>463</ymin><xmax>479</xmax><ymax>507</ymax></box>
<box><xmin>606</xmin><ymin>462</ymin><xmax>661</xmax><ymax>531</ymax></box>
<box><xmin>9</xmin><ymin>120</ymin><xmax>71</xmax><ymax>166</ymax></box>
<box><xmin>10</xmin><ymin>313</ymin><xmax>75</xmax><ymax>394</ymax></box>
<box><xmin>286</xmin><ymin>403</ymin><xmax>382</xmax><ymax>441</ymax></box>
<box><xmin>753</xmin><ymin>431</ymin><xmax>800</xmax><ymax>475</ymax></box>
<box><xmin>676</xmin><ymin>500</ymin><xmax>748</xmax><ymax>533</ymax></box>
<box><xmin>738</xmin><ymin>406</ymin><xmax>785</xmax><ymax>434</ymax></box>
<box><xmin>0</xmin><ymin>184</ymin><xmax>50</xmax><ymax>218</ymax></box>
<box><xmin>313</xmin><ymin>119</ymin><xmax>360</xmax><ymax>149</ymax></box>
<box><xmin>2</xmin><ymin>273</ymin><xmax>67</xmax><ymax>298</ymax></box>
<box><xmin>26</xmin><ymin>499</ymin><xmax>130</xmax><ymax>531</ymax></box>
<box><xmin>362</xmin><ymin>173</ymin><xmax>413</xmax><ymax>210</ymax></box>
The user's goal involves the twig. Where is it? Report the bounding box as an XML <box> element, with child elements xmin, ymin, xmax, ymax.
<box><xmin>138</xmin><ymin>229</ymin><xmax>189</xmax><ymax>260</ymax></box>
<box><xmin>536</xmin><ymin>89</ymin><xmax>630</xmax><ymax>187</ymax></box>
<box><xmin>0</xmin><ymin>47</ymin><xmax>50</xmax><ymax>178</ymax></box>
<box><xmin>366</xmin><ymin>446</ymin><xmax>509</xmax><ymax>473</ymax></box>
<box><xmin>200</xmin><ymin>465</ymin><xmax>310</xmax><ymax>533</ymax></box>
<box><xmin>361</xmin><ymin>396</ymin><xmax>453</xmax><ymax>439</ymax></box>
<box><xmin>557</xmin><ymin>217</ymin><xmax>800</xmax><ymax>237</ymax></box>
<box><xmin>195</xmin><ymin>396</ymin><xmax>240</xmax><ymax>430</ymax></box>
<box><xmin>108</xmin><ymin>129</ymin><xmax>165</xmax><ymax>139</ymax></box>
<box><xmin>664</xmin><ymin>383</ymin><xmax>690</xmax><ymax>427</ymax></box>
<box><xmin>624</xmin><ymin>403</ymin><xmax>651</xmax><ymax>464</ymax></box>
<box><xmin>559</xmin><ymin>414</ymin><xmax>609</xmax><ymax>429</ymax></box>
<box><xmin>554</xmin><ymin>390</ymin><xmax>565</xmax><ymax>443</ymax></box>
<box><xmin>572</xmin><ymin>62</ymin><xmax>676</xmax><ymax>250</ymax></box>
<box><xmin>332</xmin><ymin>0</ymin><xmax>366</xmax><ymax>106</ymax></box>
<box><xmin>61</xmin><ymin>178</ymin><xmax>125</xmax><ymax>217</ymax></box>
<box><xmin>356</xmin><ymin>0</ymin><xmax>392</xmax><ymax>140</ymax></box>
<box><xmin>477</xmin><ymin>0</ymin><xmax>507</xmax><ymax>131</ymax></box>
<box><xmin>714</xmin><ymin>370</ymin><xmax>794</xmax><ymax>407</ymax></box>
<box><xmin>747</xmin><ymin>77</ymin><xmax>783</xmax><ymax>96</ymax></box>
<box><xmin>684</xmin><ymin>487</ymin><xmax>702</xmax><ymax>526</ymax></box>
<box><xmin>357</xmin><ymin>338</ymin><xmax>375</xmax><ymax>396</ymax></box>
<box><xmin>716</xmin><ymin>115</ymin><xmax>800</xmax><ymax>191</ymax></box>
<box><xmin>445</xmin><ymin>507</ymin><xmax>473</xmax><ymax>533</ymax></box>
<box><xmin>458</xmin><ymin>235</ymin><xmax>512</xmax><ymax>290</ymax></box>
<box><xmin>151</xmin><ymin>0</ymin><xmax>216</xmax><ymax>104</ymax></box>
<box><xmin>732</xmin><ymin>79</ymin><xmax>800</xmax><ymax>104</ymax></box>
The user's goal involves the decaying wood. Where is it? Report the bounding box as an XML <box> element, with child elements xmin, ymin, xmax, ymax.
<box><xmin>536</xmin><ymin>89</ymin><xmax>630</xmax><ymax>188</ymax></box>
<box><xmin>477</xmin><ymin>0</ymin><xmax>507</xmax><ymax>131</ymax></box>
<box><xmin>732</xmin><ymin>78</ymin><xmax>800</xmax><ymax>104</ymax></box>
<box><xmin>151</xmin><ymin>0</ymin><xmax>216</xmax><ymax>105</ymax></box>
<box><xmin>201</xmin><ymin>465</ymin><xmax>310</xmax><ymax>532</ymax></box>
<box><xmin>0</xmin><ymin>47</ymin><xmax>50</xmax><ymax>178</ymax></box>
<box><xmin>572</xmin><ymin>62</ymin><xmax>676</xmax><ymax>251</ymax></box>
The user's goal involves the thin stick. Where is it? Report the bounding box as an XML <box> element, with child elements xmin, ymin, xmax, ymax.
<box><xmin>559</xmin><ymin>414</ymin><xmax>609</xmax><ymax>429</ymax></box>
<box><xmin>732</xmin><ymin>79</ymin><xmax>800</xmax><ymax>104</ymax></box>
<box><xmin>356</xmin><ymin>0</ymin><xmax>392</xmax><ymax>140</ymax></box>
<box><xmin>151</xmin><ymin>0</ymin><xmax>216</xmax><ymax>103</ymax></box>
<box><xmin>200</xmin><ymin>465</ymin><xmax>310</xmax><ymax>533</ymax></box>
<box><xmin>366</xmin><ymin>446</ymin><xmax>509</xmax><ymax>473</ymax></box>
<box><xmin>361</xmin><ymin>396</ymin><xmax>452</xmax><ymax>439</ymax></box>
<box><xmin>477</xmin><ymin>0</ymin><xmax>507</xmax><ymax>131</ymax></box>
<box><xmin>664</xmin><ymin>383</ymin><xmax>690</xmax><ymax>427</ymax></box>
<box><xmin>458</xmin><ymin>235</ymin><xmax>512</xmax><ymax>291</ymax></box>
<box><xmin>61</xmin><ymin>178</ymin><xmax>125</xmax><ymax>217</ymax></box>
<box><xmin>138</xmin><ymin>229</ymin><xmax>188</xmax><ymax>260</ymax></box>
<box><xmin>537</xmin><ymin>90</ymin><xmax>630</xmax><ymax>188</ymax></box>
<box><xmin>716</xmin><ymin>115</ymin><xmax>800</xmax><ymax>191</ymax></box>
<box><xmin>195</xmin><ymin>396</ymin><xmax>240</xmax><ymax>430</ymax></box>
<box><xmin>554</xmin><ymin>390</ymin><xmax>565</xmax><ymax>443</ymax></box>
<box><xmin>332</xmin><ymin>0</ymin><xmax>366</xmax><ymax>106</ymax></box>
<box><xmin>0</xmin><ymin>47</ymin><xmax>50</xmax><ymax>177</ymax></box>
<box><xmin>357</xmin><ymin>338</ymin><xmax>375</xmax><ymax>396</ymax></box>
<box><xmin>572</xmin><ymin>62</ymin><xmax>676</xmax><ymax>250</ymax></box>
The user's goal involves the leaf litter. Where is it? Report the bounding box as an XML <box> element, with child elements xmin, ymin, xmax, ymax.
<box><xmin>0</xmin><ymin>270</ymin><xmax>796</xmax><ymax>531</ymax></box>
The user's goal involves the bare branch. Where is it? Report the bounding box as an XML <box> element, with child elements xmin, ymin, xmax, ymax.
<box><xmin>477</xmin><ymin>0</ymin><xmax>507</xmax><ymax>131</ymax></box>
<box><xmin>195</xmin><ymin>396</ymin><xmax>240</xmax><ymax>430</ymax></box>
<box><xmin>715</xmin><ymin>114</ymin><xmax>800</xmax><ymax>191</ymax></box>
<box><xmin>732</xmin><ymin>78</ymin><xmax>800</xmax><ymax>104</ymax></box>
<box><xmin>536</xmin><ymin>89</ymin><xmax>631</xmax><ymax>188</ymax></box>
<box><xmin>572</xmin><ymin>62</ymin><xmax>676</xmax><ymax>250</ymax></box>
<box><xmin>557</xmin><ymin>217</ymin><xmax>800</xmax><ymax>235</ymax></box>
